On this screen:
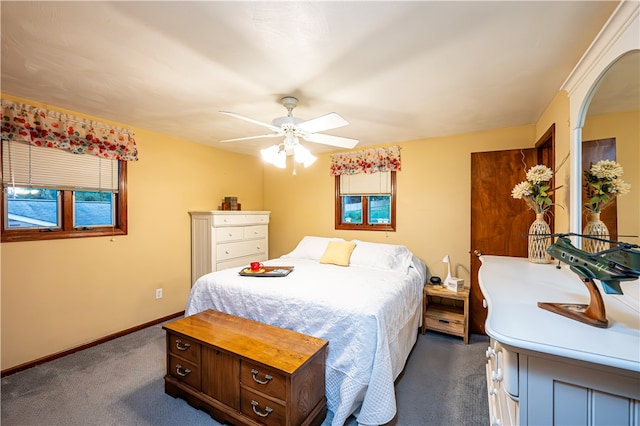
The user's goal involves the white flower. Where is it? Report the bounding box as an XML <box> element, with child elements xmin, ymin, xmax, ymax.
<box><xmin>511</xmin><ymin>181</ymin><xmax>532</xmax><ymax>199</ymax></box>
<box><xmin>610</xmin><ymin>178</ymin><xmax>631</xmax><ymax>195</ymax></box>
<box><xmin>526</xmin><ymin>165</ymin><xmax>553</xmax><ymax>184</ymax></box>
<box><xmin>590</xmin><ymin>160</ymin><xmax>623</xmax><ymax>180</ymax></box>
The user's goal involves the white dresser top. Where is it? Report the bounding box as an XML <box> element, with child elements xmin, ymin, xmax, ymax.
<box><xmin>479</xmin><ymin>255</ymin><xmax>640</xmax><ymax>372</ymax></box>
<box><xmin>189</xmin><ymin>210</ymin><xmax>270</xmax><ymax>215</ymax></box>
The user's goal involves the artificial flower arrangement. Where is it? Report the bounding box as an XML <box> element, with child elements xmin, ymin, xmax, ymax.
<box><xmin>583</xmin><ymin>160</ymin><xmax>630</xmax><ymax>213</ymax></box>
<box><xmin>511</xmin><ymin>165</ymin><xmax>555</xmax><ymax>214</ymax></box>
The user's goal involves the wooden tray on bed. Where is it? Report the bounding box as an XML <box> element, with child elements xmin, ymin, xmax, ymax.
<box><xmin>238</xmin><ymin>266</ymin><xmax>294</xmax><ymax>277</ymax></box>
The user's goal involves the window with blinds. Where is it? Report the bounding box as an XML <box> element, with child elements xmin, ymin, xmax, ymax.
<box><xmin>1</xmin><ymin>140</ymin><xmax>128</xmax><ymax>242</ymax></box>
<box><xmin>335</xmin><ymin>171</ymin><xmax>396</xmax><ymax>231</ymax></box>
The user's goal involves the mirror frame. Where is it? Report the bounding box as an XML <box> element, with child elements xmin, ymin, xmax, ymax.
<box><xmin>561</xmin><ymin>1</ymin><xmax>639</xmax><ymax>244</ymax></box>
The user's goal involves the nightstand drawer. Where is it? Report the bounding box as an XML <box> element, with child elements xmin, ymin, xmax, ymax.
<box><xmin>425</xmin><ymin>316</ymin><xmax>464</xmax><ymax>335</ymax></box>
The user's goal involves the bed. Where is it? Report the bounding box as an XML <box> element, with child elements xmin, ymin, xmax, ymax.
<box><xmin>185</xmin><ymin>236</ymin><xmax>427</xmax><ymax>426</ymax></box>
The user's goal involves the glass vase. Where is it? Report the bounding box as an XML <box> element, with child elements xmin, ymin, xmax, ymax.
<box><xmin>583</xmin><ymin>212</ymin><xmax>610</xmax><ymax>253</ymax></box>
<box><xmin>528</xmin><ymin>213</ymin><xmax>551</xmax><ymax>264</ymax></box>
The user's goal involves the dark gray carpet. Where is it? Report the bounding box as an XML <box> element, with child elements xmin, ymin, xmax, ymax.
<box><xmin>1</xmin><ymin>321</ymin><xmax>489</xmax><ymax>426</ymax></box>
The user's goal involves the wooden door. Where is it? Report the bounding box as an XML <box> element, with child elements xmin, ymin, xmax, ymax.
<box><xmin>469</xmin><ymin>148</ymin><xmax>537</xmax><ymax>334</ymax></box>
<box><xmin>582</xmin><ymin>138</ymin><xmax>618</xmax><ymax>240</ymax></box>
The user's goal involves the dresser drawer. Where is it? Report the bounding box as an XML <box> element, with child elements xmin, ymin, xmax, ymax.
<box><xmin>240</xmin><ymin>361</ymin><xmax>286</xmax><ymax>400</ymax></box>
<box><xmin>168</xmin><ymin>354</ymin><xmax>200</xmax><ymax>390</ymax></box>
<box><xmin>215</xmin><ymin>226</ymin><xmax>244</xmax><ymax>243</ymax></box>
<box><xmin>243</xmin><ymin>225</ymin><xmax>267</xmax><ymax>240</ymax></box>
<box><xmin>216</xmin><ymin>239</ymin><xmax>267</xmax><ymax>261</ymax></box>
<box><xmin>241</xmin><ymin>386</ymin><xmax>286</xmax><ymax>426</ymax></box>
<box><xmin>213</xmin><ymin>214</ymin><xmax>270</xmax><ymax>226</ymax></box>
<box><xmin>167</xmin><ymin>333</ymin><xmax>201</xmax><ymax>364</ymax></box>
<box><xmin>217</xmin><ymin>254</ymin><xmax>267</xmax><ymax>271</ymax></box>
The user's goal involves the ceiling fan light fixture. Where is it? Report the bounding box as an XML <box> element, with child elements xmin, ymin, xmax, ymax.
<box><xmin>294</xmin><ymin>143</ymin><xmax>317</xmax><ymax>167</ymax></box>
<box><xmin>260</xmin><ymin>144</ymin><xmax>287</xmax><ymax>168</ymax></box>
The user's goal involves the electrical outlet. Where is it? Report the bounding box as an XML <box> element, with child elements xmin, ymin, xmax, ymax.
<box><xmin>155</xmin><ymin>288</ymin><xmax>163</xmax><ymax>299</ymax></box>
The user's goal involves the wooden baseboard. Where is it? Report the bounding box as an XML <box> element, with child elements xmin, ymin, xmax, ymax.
<box><xmin>1</xmin><ymin>311</ymin><xmax>184</xmax><ymax>378</ymax></box>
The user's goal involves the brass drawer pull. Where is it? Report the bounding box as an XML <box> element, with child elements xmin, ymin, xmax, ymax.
<box><xmin>251</xmin><ymin>400</ymin><xmax>273</xmax><ymax>417</ymax></box>
<box><xmin>175</xmin><ymin>364</ymin><xmax>192</xmax><ymax>377</ymax></box>
<box><xmin>175</xmin><ymin>340</ymin><xmax>191</xmax><ymax>351</ymax></box>
<box><xmin>251</xmin><ymin>368</ymin><xmax>272</xmax><ymax>385</ymax></box>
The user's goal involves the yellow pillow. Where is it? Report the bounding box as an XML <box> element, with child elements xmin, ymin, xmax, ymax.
<box><xmin>319</xmin><ymin>241</ymin><xmax>356</xmax><ymax>266</ymax></box>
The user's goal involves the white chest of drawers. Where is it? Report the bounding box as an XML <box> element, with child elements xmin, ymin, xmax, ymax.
<box><xmin>189</xmin><ymin>211</ymin><xmax>270</xmax><ymax>285</ymax></box>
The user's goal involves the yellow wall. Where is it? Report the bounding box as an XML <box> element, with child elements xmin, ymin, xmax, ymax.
<box><xmin>583</xmin><ymin>109</ymin><xmax>640</xmax><ymax>244</ymax></box>
<box><xmin>264</xmin><ymin>125</ymin><xmax>537</xmax><ymax>283</ymax></box>
<box><xmin>0</xmin><ymin>96</ymin><xmax>264</xmax><ymax>370</ymax></box>
<box><xmin>1</xmin><ymin>91</ymin><xmax>574</xmax><ymax>371</ymax></box>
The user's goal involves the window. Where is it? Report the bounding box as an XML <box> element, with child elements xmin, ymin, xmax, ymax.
<box><xmin>1</xmin><ymin>140</ymin><xmax>128</xmax><ymax>242</ymax></box>
<box><xmin>335</xmin><ymin>171</ymin><xmax>396</xmax><ymax>231</ymax></box>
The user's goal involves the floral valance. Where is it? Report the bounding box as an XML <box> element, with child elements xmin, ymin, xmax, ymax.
<box><xmin>1</xmin><ymin>100</ymin><xmax>138</xmax><ymax>161</ymax></box>
<box><xmin>330</xmin><ymin>146</ymin><xmax>401</xmax><ymax>176</ymax></box>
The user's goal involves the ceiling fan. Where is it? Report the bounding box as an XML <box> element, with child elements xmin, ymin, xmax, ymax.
<box><xmin>219</xmin><ymin>96</ymin><xmax>359</xmax><ymax>171</ymax></box>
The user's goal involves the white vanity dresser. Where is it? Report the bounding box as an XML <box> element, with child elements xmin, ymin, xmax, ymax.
<box><xmin>479</xmin><ymin>255</ymin><xmax>640</xmax><ymax>426</ymax></box>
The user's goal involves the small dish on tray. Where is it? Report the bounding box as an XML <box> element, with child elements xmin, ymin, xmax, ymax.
<box><xmin>239</xmin><ymin>266</ymin><xmax>294</xmax><ymax>277</ymax></box>
<box><xmin>241</xmin><ymin>268</ymin><xmax>266</xmax><ymax>274</ymax></box>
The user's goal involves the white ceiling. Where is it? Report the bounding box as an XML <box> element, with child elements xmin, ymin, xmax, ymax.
<box><xmin>1</xmin><ymin>1</ymin><xmax>621</xmax><ymax>157</ymax></box>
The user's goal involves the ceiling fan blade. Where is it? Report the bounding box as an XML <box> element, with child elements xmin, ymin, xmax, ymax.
<box><xmin>220</xmin><ymin>134</ymin><xmax>281</xmax><ymax>143</ymax></box>
<box><xmin>220</xmin><ymin>111</ymin><xmax>281</xmax><ymax>132</ymax></box>
<box><xmin>297</xmin><ymin>112</ymin><xmax>349</xmax><ymax>133</ymax></box>
<box><xmin>303</xmin><ymin>133</ymin><xmax>359</xmax><ymax>149</ymax></box>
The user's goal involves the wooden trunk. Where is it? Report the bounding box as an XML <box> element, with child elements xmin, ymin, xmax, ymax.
<box><xmin>163</xmin><ymin>310</ymin><xmax>328</xmax><ymax>426</ymax></box>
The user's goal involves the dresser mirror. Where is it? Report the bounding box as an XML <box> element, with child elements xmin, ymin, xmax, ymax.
<box><xmin>581</xmin><ymin>50</ymin><xmax>639</xmax><ymax>243</ymax></box>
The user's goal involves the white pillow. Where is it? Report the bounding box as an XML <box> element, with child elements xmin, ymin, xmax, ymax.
<box><xmin>283</xmin><ymin>236</ymin><xmax>345</xmax><ymax>261</ymax></box>
<box><xmin>349</xmin><ymin>240</ymin><xmax>413</xmax><ymax>273</ymax></box>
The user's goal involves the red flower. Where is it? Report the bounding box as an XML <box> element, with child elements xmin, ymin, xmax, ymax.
<box><xmin>67</xmin><ymin>126</ymin><xmax>74</xmax><ymax>134</ymax></box>
<box><xmin>51</xmin><ymin>122</ymin><xmax>60</xmax><ymax>129</ymax></box>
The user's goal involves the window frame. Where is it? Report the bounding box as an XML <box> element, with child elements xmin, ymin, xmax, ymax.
<box><xmin>1</xmin><ymin>160</ymin><xmax>128</xmax><ymax>242</ymax></box>
<box><xmin>334</xmin><ymin>171</ymin><xmax>396</xmax><ymax>231</ymax></box>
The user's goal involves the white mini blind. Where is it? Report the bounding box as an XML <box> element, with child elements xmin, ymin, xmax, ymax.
<box><xmin>2</xmin><ymin>140</ymin><xmax>118</xmax><ymax>191</ymax></box>
<box><xmin>339</xmin><ymin>171</ymin><xmax>391</xmax><ymax>195</ymax></box>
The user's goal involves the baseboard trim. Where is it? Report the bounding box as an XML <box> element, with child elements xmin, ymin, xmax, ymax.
<box><xmin>1</xmin><ymin>311</ymin><xmax>185</xmax><ymax>378</ymax></box>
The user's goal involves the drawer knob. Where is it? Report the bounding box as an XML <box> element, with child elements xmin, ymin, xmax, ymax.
<box><xmin>251</xmin><ymin>368</ymin><xmax>273</xmax><ymax>385</ymax></box>
<box><xmin>492</xmin><ymin>368</ymin><xmax>503</xmax><ymax>382</ymax></box>
<box><xmin>485</xmin><ymin>347</ymin><xmax>496</xmax><ymax>359</ymax></box>
<box><xmin>225</xmin><ymin>250</ymin><xmax>230</xmax><ymax>254</ymax></box>
<box><xmin>175</xmin><ymin>364</ymin><xmax>192</xmax><ymax>377</ymax></box>
<box><xmin>250</xmin><ymin>400</ymin><xmax>273</xmax><ymax>418</ymax></box>
<box><xmin>175</xmin><ymin>340</ymin><xmax>191</xmax><ymax>351</ymax></box>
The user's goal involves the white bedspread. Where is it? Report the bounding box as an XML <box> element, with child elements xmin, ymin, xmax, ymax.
<box><xmin>185</xmin><ymin>257</ymin><xmax>426</xmax><ymax>426</ymax></box>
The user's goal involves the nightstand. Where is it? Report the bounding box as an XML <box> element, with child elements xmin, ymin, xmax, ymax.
<box><xmin>422</xmin><ymin>285</ymin><xmax>470</xmax><ymax>344</ymax></box>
